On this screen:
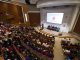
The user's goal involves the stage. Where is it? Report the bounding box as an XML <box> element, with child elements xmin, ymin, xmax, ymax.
<box><xmin>35</xmin><ymin>27</ymin><xmax>74</xmax><ymax>38</ymax></box>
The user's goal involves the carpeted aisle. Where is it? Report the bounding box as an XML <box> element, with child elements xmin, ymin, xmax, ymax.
<box><xmin>53</xmin><ymin>37</ymin><xmax>65</xmax><ymax>60</ymax></box>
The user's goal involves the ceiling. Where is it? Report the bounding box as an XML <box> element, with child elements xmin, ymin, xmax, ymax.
<box><xmin>24</xmin><ymin>0</ymin><xmax>80</xmax><ymax>8</ymax></box>
<box><xmin>26</xmin><ymin>0</ymin><xmax>80</xmax><ymax>4</ymax></box>
<box><xmin>37</xmin><ymin>0</ymin><xmax>80</xmax><ymax>8</ymax></box>
<box><xmin>0</xmin><ymin>0</ymin><xmax>80</xmax><ymax>8</ymax></box>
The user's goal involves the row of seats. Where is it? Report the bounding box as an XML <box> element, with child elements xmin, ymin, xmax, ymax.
<box><xmin>13</xmin><ymin>38</ymin><xmax>41</xmax><ymax>60</ymax></box>
<box><xmin>0</xmin><ymin>38</ymin><xmax>22</xmax><ymax>60</ymax></box>
<box><xmin>22</xmin><ymin>28</ymin><xmax>55</xmax><ymax>58</ymax></box>
<box><xmin>61</xmin><ymin>38</ymin><xmax>80</xmax><ymax>60</ymax></box>
<box><xmin>0</xmin><ymin>22</ymin><xmax>41</xmax><ymax>60</ymax></box>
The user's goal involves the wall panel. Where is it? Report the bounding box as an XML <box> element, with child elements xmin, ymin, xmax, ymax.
<box><xmin>0</xmin><ymin>2</ymin><xmax>24</xmax><ymax>25</ymax></box>
<box><xmin>73</xmin><ymin>14</ymin><xmax>80</xmax><ymax>35</ymax></box>
<box><xmin>28</xmin><ymin>13</ymin><xmax>40</xmax><ymax>26</ymax></box>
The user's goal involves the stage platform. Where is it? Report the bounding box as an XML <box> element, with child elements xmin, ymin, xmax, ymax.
<box><xmin>35</xmin><ymin>27</ymin><xmax>74</xmax><ymax>38</ymax></box>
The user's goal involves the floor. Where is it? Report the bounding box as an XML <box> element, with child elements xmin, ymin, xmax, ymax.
<box><xmin>53</xmin><ymin>37</ymin><xmax>65</xmax><ymax>60</ymax></box>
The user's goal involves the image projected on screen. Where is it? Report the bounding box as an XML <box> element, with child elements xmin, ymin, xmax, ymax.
<box><xmin>47</xmin><ymin>13</ymin><xmax>64</xmax><ymax>24</ymax></box>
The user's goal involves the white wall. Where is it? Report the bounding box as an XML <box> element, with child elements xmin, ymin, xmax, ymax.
<box><xmin>40</xmin><ymin>6</ymin><xmax>75</xmax><ymax>33</ymax></box>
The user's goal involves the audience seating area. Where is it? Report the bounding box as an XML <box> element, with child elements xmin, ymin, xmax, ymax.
<box><xmin>0</xmin><ymin>22</ymin><xmax>80</xmax><ymax>60</ymax></box>
<box><xmin>23</xmin><ymin>28</ymin><xmax>55</xmax><ymax>58</ymax></box>
<box><xmin>61</xmin><ymin>38</ymin><xmax>80</xmax><ymax>60</ymax></box>
<box><xmin>0</xmin><ymin>22</ymin><xmax>55</xmax><ymax>60</ymax></box>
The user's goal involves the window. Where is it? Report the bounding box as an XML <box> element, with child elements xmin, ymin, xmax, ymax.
<box><xmin>47</xmin><ymin>13</ymin><xmax>64</xmax><ymax>24</ymax></box>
